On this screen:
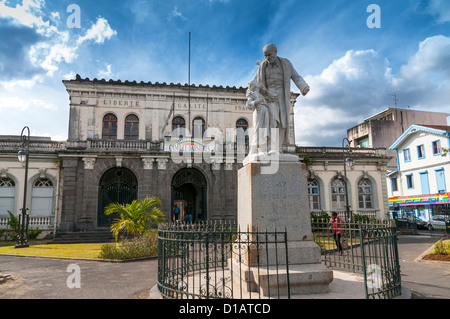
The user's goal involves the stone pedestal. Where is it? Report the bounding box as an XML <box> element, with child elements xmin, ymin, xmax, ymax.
<box><xmin>233</xmin><ymin>156</ymin><xmax>333</xmax><ymax>295</ymax></box>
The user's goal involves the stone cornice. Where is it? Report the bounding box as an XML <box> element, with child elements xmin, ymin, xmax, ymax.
<box><xmin>63</xmin><ymin>74</ymin><xmax>247</xmax><ymax>93</ymax></box>
<box><xmin>62</xmin><ymin>74</ymin><xmax>301</xmax><ymax>100</ymax></box>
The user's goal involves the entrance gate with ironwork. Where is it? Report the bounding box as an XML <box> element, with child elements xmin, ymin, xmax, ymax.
<box><xmin>97</xmin><ymin>168</ymin><xmax>137</xmax><ymax>227</ymax></box>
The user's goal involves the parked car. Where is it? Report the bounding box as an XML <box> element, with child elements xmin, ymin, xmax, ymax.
<box><xmin>427</xmin><ymin>215</ymin><xmax>449</xmax><ymax>231</ymax></box>
<box><xmin>412</xmin><ymin>217</ymin><xmax>427</xmax><ymax>230</ymax></box>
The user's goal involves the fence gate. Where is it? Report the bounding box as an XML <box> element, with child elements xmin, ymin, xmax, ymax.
<box><xmin>157</xmin><ymin>223</ymin><xmax>290</xmax><ymax>299</ymax></box>
<box><xmin>311</xmin><ymin>218</ymin><xmax>402</xmax><ymax>299</ymax></box>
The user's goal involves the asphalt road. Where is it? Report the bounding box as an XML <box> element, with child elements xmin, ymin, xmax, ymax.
<box><xmin>0</xmin><ymin>256</ymin><xmax>158</xmax><ymax>299</ymax></box>
<box><xmin>0</xmin><ymin>234</ymin><xmax>448</xmax><ymax>299</ymax></box>
<box><xmin>396</xmin><ymin>234</ymin><xmax>450</xmax><ymax>299</ymax></box>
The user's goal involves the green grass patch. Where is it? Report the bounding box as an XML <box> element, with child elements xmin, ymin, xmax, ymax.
<box><xmin>0</xmin><ymin>230</ymin><xmax>159</xmax><ymax>260</ymax></box>
<box><xmin>0</xmin><ymin>240</ymin><xmax>104</xmax><ymax>259</ymax></box>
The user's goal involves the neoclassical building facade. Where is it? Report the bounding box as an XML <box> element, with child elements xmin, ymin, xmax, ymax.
<box><xmin>0</xmin><ymin>76</ymin><xmax>391</xmax><ymax>237</ymax></box>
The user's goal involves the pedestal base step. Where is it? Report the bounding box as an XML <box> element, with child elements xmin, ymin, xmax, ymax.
<box><xmin>229</xmin><ymin>258</ymin><xmax>333</xmax><ymax>297</ymax></box>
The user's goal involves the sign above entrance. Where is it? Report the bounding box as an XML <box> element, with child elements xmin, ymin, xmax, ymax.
<box><xmin>164</xmin><ymin>137</ymin><xmax>215</xmax><ymax>153</ymax></box>
<box><xmin>98</xmin><ymin>99</ymin><xmax>141</xmax><ymax>107</ymax></box>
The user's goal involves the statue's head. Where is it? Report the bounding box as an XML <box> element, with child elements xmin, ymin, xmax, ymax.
<box><xmin>263</xmin><ymin>44</ymin><xmax>277</xmax><ymax>64</ymax></box>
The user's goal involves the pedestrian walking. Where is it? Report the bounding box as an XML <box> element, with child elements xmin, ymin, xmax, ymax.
<box><xmin>329</xmin><ymin>212</ymin><xmax>343</xmax><ymax>255</ymax></box>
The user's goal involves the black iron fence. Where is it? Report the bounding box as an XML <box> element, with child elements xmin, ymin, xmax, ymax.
<box><xmin>157</xmin><ymin>222</ymin><xmax>290</xmax><ymax>299</ymax></box>
<box><xmin>157</xmin><ymin>219</ymin><xmax>403</xmax><ymax>299</ymax></box>
<box><xmin>311</xmin><ymin>218</ymin><xmax>402</xmax><ymax>299</ymax></box>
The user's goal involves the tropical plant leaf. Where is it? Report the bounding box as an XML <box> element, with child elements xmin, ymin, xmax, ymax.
<box><xmin>104</xmin><ymin>196</ymin><xmax>165</xmax><ymax>241</ymax></box>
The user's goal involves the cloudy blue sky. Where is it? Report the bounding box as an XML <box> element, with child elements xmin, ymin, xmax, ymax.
<box><xmin>1</xmin><ymin>0</ymin><xmax>450</xmax><ymax>146</ymax></box>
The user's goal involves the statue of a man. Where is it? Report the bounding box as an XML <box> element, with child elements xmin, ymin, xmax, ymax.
<box><xmin>253</xmin><ymin>44</ymin><xmax>310</xmax><ymax>153</ymax></box>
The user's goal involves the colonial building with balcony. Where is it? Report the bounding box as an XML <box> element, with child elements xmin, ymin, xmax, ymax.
<box><xmin>388</xmin><ymin>124</ymin><xmax>450</xmax><ymax>221</ymax></box>
<box><xmin>0</xmin><ymin>75</ymin><xmax>391</xmax><ymax>239</ymax></box>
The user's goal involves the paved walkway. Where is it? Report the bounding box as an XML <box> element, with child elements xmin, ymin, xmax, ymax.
<box><xmin>0</xmin><ymin>256</ymin><xmax>158</xmax><ymax>299</ymax></box>
<box><xmin>0</xmin><ymin>235</ymin><xmax>448</xmax><ymax>299</ymax></box>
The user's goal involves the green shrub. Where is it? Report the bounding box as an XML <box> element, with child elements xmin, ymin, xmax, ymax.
<box><xmin>7</xmin><ymin>211</ymin><xmax>18</xmax><ymax>230</ymax></box>
<box><xmin>104</xmin><ymin>196</ymin><xmax>165</xmax><ymax>242</ymax></box>
<box><xmin>98</xmin><ymin>230</ymin><xmax>159</xmax><ymax>260</ymax></box>
<box><xmin>0</xmin><ymin>211</ymin><xmax>18</xmax><ymax>241</ymax></box>
<box><xmin>311</xmin><ymin>211</ymin><xmax>330</xmax><ymax>227</ymax></box>
<box><xmin>28</xmin><ymin>227</ymin><xmax>43</xmax><ymax>240</ymax></box>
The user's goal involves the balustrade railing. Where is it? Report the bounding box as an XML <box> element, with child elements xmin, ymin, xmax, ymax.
<box><xmin>311</xmin><ymin>210</ymin><xmax>380</xmax><ymax>221</ymax></box>
<box><xmin>0</xmin><ymin>215</ymin><xmax>54</xmax><ymax>230</ymax></box>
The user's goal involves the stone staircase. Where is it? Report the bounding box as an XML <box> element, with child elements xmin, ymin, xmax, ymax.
<box><xmin>48</xmin><ymin>230</ymin><xmax>115</xmax><ymax>244</ymax></box>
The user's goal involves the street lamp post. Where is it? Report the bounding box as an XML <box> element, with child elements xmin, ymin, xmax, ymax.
<box><xmin>342</xmin><ymin>138</ymin><xmax>353</xmax><ymax>221</ymax></box>
<box><xmin>15</xmin><ymin>126</ymin><xmax>30</xmax><ymax>248</ymax></box>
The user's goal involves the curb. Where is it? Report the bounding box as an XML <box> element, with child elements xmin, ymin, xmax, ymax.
<box><xmin>149</xmin><ymin>284</ymin><xmax>163</xmax><ymax>299</ymax></box>
<box><xmin>0</xmin><ymin>253</ymin><xmax>158</xmax><ymax>263</ymax></box>
<box><xmin>414</xmin><ymin>242</ymin><xmax>436</xmax><ymax>263</ymax></box>
<box><xmin>393</xmin><ymin>286</ymin><xmax>412</xmax><ymax>299</ymax></box>
<box><xmin>414</xmin><ymin>239</ymin><xmax>449</xmax><ymax>264</ymax></box>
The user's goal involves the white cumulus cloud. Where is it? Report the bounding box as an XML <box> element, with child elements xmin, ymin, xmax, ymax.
<box><xmin>98</xmin><ymin>64</ymin><xmax>113</xmax><ymax>79</ymax></box>
<box><xmin>77</xmin><ymin>17</ymin><xmax>118</xmax><ymax>45</ymax></box>
<box><xmin>294</xmin><ymin>35</ymin><xmax>450</xmax><ymax>147</ymax></box>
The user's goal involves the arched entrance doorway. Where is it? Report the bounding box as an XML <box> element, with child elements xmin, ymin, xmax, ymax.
<box><xmin>98</xmin><ymin>167</ymin><xmax>138</xmax><ymax>227</ymax></box>
<box><xmin>171</xmin><ymin>168</ymin><xmax>207</xmax><ymax>223</ymax></box>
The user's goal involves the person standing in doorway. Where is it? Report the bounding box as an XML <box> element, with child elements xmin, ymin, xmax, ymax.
<box><xmin>173</xmin><ymin>204</ymin><xmax>180</xmax><ymax>222</ymax></box>
<box><xmin>184</xmin><ymin>202</ymin><xmax>193</xmax><ymax>224</ymax></box>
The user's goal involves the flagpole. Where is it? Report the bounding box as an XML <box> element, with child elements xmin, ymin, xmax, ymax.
<box><xmin>206</xmin><ymin>93</ymin><xmax>209</xmax><ymax>130</ymax></box>
<box><xmin>188</xmin><ymin>32</ymin><xmax>191</xmax><ymax>136</ymax></box>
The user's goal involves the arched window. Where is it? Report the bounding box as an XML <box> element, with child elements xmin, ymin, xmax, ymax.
<box><xmin>125</xmin><ymin>114</ymin><xmax>139</xmax><ymax>140</ymax></box>
<box><xmin>0</xmin><ymin>177</ymin><xmax>15</xmax><ymax>216</ymax></box>
<box><xmin>307</xmin><ymin>179</ymin><xmax>321</xmax><ymax>210</ymax></box>
<box><xmin>236</xmin><ymin>119</ymin><xmax>249</xmax><ymax>147</ymax></box>
<box><xmin>172</xmin><ymin>116</ymin><xmax>186</xmax><ymax>137</ymax></box>
<box><xmin>102</xmin><ymin>114</ymin><xmax>117</xmax><ymax>140</ymax></box>
<box><xmin>358</xmin><ymin>179</ymin><xmax>373</xmax><ymax>209</ymax></box>
<box><xmin>192</xmin><ymin>117</ymin><xmax>205</xmax><ymax>138</ymax></box>
<box><xmin>331</xmin><ymin>178</ymin><xmax>346</xmax><ymax>210</ymax></box>
<box><xmin>31</xmin><ymin>178</ymin><xmax>54</xmax><ymax>216</ymax></box>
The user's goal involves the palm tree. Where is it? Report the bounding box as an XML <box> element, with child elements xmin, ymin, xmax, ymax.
<box><xmin>104</xmin><ymin>196</ymin><xmax>165</xmax><ymax>241</ymax></box>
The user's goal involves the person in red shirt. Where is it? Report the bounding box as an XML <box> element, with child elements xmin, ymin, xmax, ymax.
<box><xmin>329</xmin><ymin>212</ymin><xmax>343</xmax><ymax>255</ymax></box>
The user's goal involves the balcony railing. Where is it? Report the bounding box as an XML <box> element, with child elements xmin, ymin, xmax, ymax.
<box><xmin>296</xmin><ymin>146</ymin><xmax>386</xmax><ymax>157</ymax></box>
<box><xmin>67</xmin><ymin>139</ymin><xmax>250</xmax><ymax>154</ymax></box>
<box><xmin>0</xmin><ymin>215</ymin><xmax>54</xmax><ymax>230</ymax></box>
<box><xmin>311</xmin><ymin>210</ymin><xmax>380</xmax><ymax>221</ymax></box>
<box><xmin>0</xmin><ymin>138</ymin><xmax>386</xmax><ymax>161</ymax></box>
<box><xmin>67</xmin><ymin>140</ymin><xmax>163</xmax><ymax>151</ymax></box>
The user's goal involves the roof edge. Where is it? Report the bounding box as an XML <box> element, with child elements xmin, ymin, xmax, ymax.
<box><xmin>389</xmin><ymin>124</ymin><xmax>450</xmax><ymax>150</ymax></box>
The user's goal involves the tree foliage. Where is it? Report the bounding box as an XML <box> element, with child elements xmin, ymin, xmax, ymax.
<box><xmin>104</xmin><ymin>196</ymin><xmax>165</xmax><ymax>241</ymax></box>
